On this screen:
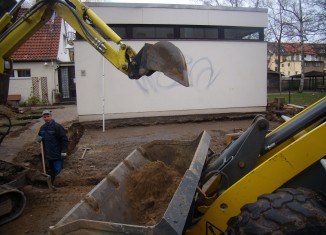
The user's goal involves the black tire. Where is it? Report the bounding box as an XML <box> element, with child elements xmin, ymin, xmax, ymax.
<box><xmin>0</xmin><ymin>113</ymin><xmax>11</xmax><ymax>145</ymax></box>
<box><xmin>226</xmin><ymin>188</ymin><xmax>326</xmax><ymax>235</ymax></box>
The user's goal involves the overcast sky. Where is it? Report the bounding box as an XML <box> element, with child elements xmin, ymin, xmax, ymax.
<box><xmin>85</xmin><ymin>0</ymin><xmax>197</xmax><ymax>4</ymax></box>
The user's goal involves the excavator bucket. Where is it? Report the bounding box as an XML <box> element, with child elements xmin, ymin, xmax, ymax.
<box><xmin>49</xmin><ymin>131</ymin><xmax>211</xmax><ymax>235</ymax></box>
<box><xmin>129</xmin><ymin>41</ymin><xmax>189</xmax><ymax>87</ymax></box>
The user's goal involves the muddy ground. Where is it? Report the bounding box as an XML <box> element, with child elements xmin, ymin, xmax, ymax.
<box><xmin>0</xmin><ymin>111</ymin><xmax>280</xmax><ymax>235</ymax></box>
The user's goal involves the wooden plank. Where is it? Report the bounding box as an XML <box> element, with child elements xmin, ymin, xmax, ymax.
<box><xmin>7</xmin><ymin>94</ymin><xmax>21</xmax><ymax>101</ymax></box>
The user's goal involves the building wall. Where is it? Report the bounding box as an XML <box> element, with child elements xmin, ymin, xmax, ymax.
<box><xmin>91</xmin><ymin>3</ymin><xmax>267</xmax><ymax>27</ymax></box>
<box><xmin>57</xmin><ymin>20</ymin><xmax>71</xmax><ymax>62</ymax></box>
<box><xmin>268</xmin><ymin>53</ymin><xmax>277</xmax><ymax>71</ymax></box>
<box><xmin>75</xmin><ymin>40</ymin><xmax>267</xmax><ymax>121</ymax></box>
<box><xmin>8</xmin><ymin>78</ymin><xmax>32</xmax><ymax>103</ymax></box>
<box><xmin>75</xmin><ymin>3</ymin><xmax>268</xmax><ymax>121</ymax></box>
<box><xmin>280</xmin><ymin>61</ymin><xmax>300</xmax><ymax>76</ymax></box>
<box><xmin>279</xmin><ymin>60</ymin><xmax>324</xmax><ymax>77</ymax></box>
<box><xmin>305</xmin><ymin>61</ymin><xmax>325</xmax><ymax>73</ymax></box>
<box><xmin>9</xmin><ymin>62</ymin><xmax>59</xmax><ymax>104</ymax></box>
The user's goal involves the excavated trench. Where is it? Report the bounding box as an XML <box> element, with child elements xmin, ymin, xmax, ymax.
<box><xmin>11</xmin><ymin>122</ymin><xmax>85</xmax><ymax>182</ymax></box>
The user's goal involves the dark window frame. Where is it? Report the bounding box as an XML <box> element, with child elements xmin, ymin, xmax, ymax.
<box><xmin>78</xmin><ymin>24</ymin><xmax>265</xmax><ymax>41</ymax></box>
<box><xmin>11</xmin><ymin>69</ymin><xmax>31</xmax><ymax>78</ymax></box>
<box><xmin>220</xmin><ymin>26</ymin><xmax>264</xmax><ymax>41</ymax></box>
<box><xmin>179</xmin><ymin>25</ymin><xmax>219</xmax><ymax>39</ymax></box>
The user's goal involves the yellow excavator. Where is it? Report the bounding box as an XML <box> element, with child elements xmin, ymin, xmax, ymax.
<box><xmin>0</xmin><ymin>0</ymin><xmax>189</xmax><ymax>105</ymax></box>
<box><xmin>1</xmin><ymin>1</ymin><xmax>325</xmax><ymax>234</ymax></box>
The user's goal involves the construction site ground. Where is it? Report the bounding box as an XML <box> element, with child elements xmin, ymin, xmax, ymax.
<box><xmin>0</xmin><ymin>105</ymin><xmax>280</xmax><ymax>235</ymax></box>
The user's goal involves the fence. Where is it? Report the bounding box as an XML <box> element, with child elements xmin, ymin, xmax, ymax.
<box><xmin>282</xmin><ymin>78</ymin><xmax>325</xmax><ymax>92</ymax></box>
<box><xmin>268</xmin><ymin>76</ymin><xmax>326</xmax><ymax>106</ymax></box>
<box><xmin>268</xmin><ymin>91</ymin><xmax>326</xmax><ymax>106</ymax></box>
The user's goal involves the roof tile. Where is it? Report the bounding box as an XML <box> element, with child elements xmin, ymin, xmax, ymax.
<box><xmin>11</xmin><ymin>9</ymin><xmax>62</xmax><ymax>61</ymax></box>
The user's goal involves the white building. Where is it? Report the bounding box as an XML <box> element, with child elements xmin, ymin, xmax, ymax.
<box><xmin>9</xmin><ymin>9</ymin><xmax>74</xmax><ymax>105</ymax></box>
<box><xmin>75</xmin><ymin>3</ymin><xmax>268</xmax><ymax>121</ymax></box>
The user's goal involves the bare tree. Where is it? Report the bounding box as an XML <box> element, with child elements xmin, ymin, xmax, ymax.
<box><xmin>195</xmin><ymin>0</ymin><xmax>259</xmax><ymax>7</ymax></box>
<box><xmin>249</xmin><ymin>0</ymin><xmax>262</xmax><ymax>8</ymax></box>
<box><xmin>226</xmin><ymin>0</ymin><xmax>246</xmax><ymax>7</ymax></box>
<box><xmin>196</xmin><ymin>0</ymin><xmax>325</xmax><ymax>94</ymax></box>
<box><xmin>278</xmin><ymin>0</ymin><xmax>315</xmax><ymax>92</ymax></box>
<box><xmin>197</xmin><ymin>0</ymin><xmax>222</xmax><ymax>6</ymax></box>
<box><xmin>305</xmin><ymin>0</ymin><xmax>326</xmax><ymax>43</ymax></box>
<box><xmin>265</xmin><ymin>0</ymin><xmax>291</xmax><ymax>92</ymax></box>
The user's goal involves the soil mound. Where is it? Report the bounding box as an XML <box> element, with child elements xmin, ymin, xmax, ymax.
<box><xmin>0</xmin><ymin>105</ymin><xmax>18</xmax><ymax>118</ymax></box>
<box><xmin>127</xmin><ymin>160</ymin><xmax>182</xmax><ymax>226</ymax></box>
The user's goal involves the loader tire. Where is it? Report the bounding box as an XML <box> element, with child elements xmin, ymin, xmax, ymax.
<box><xmin>226</xmin><ymin>188</ymin><xmax>326</xmax><ymax>235</ymax></box>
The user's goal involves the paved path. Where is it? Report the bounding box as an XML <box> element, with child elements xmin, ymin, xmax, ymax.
<box><xmin>0</xmin><ymin>105</ymin><xmax>78</xmax><ymax>162</ymax></box>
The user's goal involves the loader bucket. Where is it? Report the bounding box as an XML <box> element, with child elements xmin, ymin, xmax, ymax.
<box><xmin>49</xmin><ymin>131</ymin><xmax>211</xmax><ymax>235</ymax></box>
<box><xmin>128</xmin><ymin>41</ymin><xmax>189</xmax><ymax>87</ymax></box>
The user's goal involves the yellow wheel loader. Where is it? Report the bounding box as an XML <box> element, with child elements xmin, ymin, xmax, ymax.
<box><xmin>49</xmin><ymin>97</ymin><xmax>326</xmax><ymax>234</ymax></box>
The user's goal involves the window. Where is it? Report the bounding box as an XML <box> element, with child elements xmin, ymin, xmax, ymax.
<box><xmin>223</xmin><ymin>27</ymin><xmax>263</xmax><ymax>40</ymax></box>
<box><xmin>319</xmin><ymin>49</ymin><xmax>326</xmax><ymax>54</ymax></box>
<box><xmin>180</xmin><ymin>26</ymin><xmax>218</xmax><ymax>39</ymax></box>
<box><xmin>78</xmin><ymin>24</ymin><xmax>265</xmax><ymax>41</ymax></box>
<box><xmin>11</xmin><ymin>69</ymin><xmax>31</xmax><ymax>78</ymax></box>
<box><xmin>132</xmin><ymin>26</ymin><xmax>174</xmax><ymax>39</ymax></box>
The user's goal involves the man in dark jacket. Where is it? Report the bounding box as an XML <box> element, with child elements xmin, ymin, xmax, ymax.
<box><xmin>37</xmin><ymin>110</ymin><xmax>68</xmax><ymax>183</ymax></box>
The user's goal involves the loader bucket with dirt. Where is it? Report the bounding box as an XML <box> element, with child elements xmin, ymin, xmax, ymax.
<box><xmin>49</xmin><ymin>131</ymin><xmax>211</xmax><ymax>235</ymax></box>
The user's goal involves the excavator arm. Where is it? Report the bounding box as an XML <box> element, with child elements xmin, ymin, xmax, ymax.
<box><xmin>0</xmin><ymin>0</ymin><xmax>189</xmax><ymax>104</ymax></box>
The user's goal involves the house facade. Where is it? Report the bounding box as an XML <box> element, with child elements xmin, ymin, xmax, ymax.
<box><xmin>9</xmin><ymin>9</ymin><xmax>75</xmax><ymax>105</ymax></box>
<box><xmin>75</xmin><ymin>3</ymin><xmax>268</xmax><ymax>121</ymax></box>
<box><xmin>267</xmin><ymin>43</ymin><xmax>326</xmax><ymax>77</ymax></box>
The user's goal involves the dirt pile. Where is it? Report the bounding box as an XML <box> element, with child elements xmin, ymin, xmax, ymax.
<box><xmin>127</xmin><ymin>160</ymin><xmax>182</xmax><ymax>226</ymax></box>
<box><xmin>0</xmin><ymin>160</ymin><xmax>25</xmax><ymax>184</ymax></box>
<box><xmin>0</xmin><ymin>105</ymin><xmax>18</xmax><ymax>118</ymax></box>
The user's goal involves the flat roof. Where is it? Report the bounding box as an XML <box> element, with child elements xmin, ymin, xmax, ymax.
<box><xmin>86</xmin><ymin>2</ymin><xmax>268</xmax><ymax>13</ymax></box>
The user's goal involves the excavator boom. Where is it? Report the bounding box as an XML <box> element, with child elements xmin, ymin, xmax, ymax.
<box><xmin>0</xmin><ymin>0</ymin><xmax>189</xmax><ymax>104</ymax></box>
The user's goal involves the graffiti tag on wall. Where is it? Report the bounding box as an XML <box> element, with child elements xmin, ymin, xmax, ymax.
<box><xmin>135</xmin><ymin>56</ymin><xmax>221</xmax><ymax>94</ymax></box>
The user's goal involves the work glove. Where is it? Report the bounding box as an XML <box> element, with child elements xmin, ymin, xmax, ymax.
<box><xmin>61</xmin><ymin>152</ymin><xmax>67</xmax><ymax>159</ymax></box>
<box><xmin>36</xmin><ymin>135</ymin><xmax>43</xmax><ymax>143</ymax></box>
